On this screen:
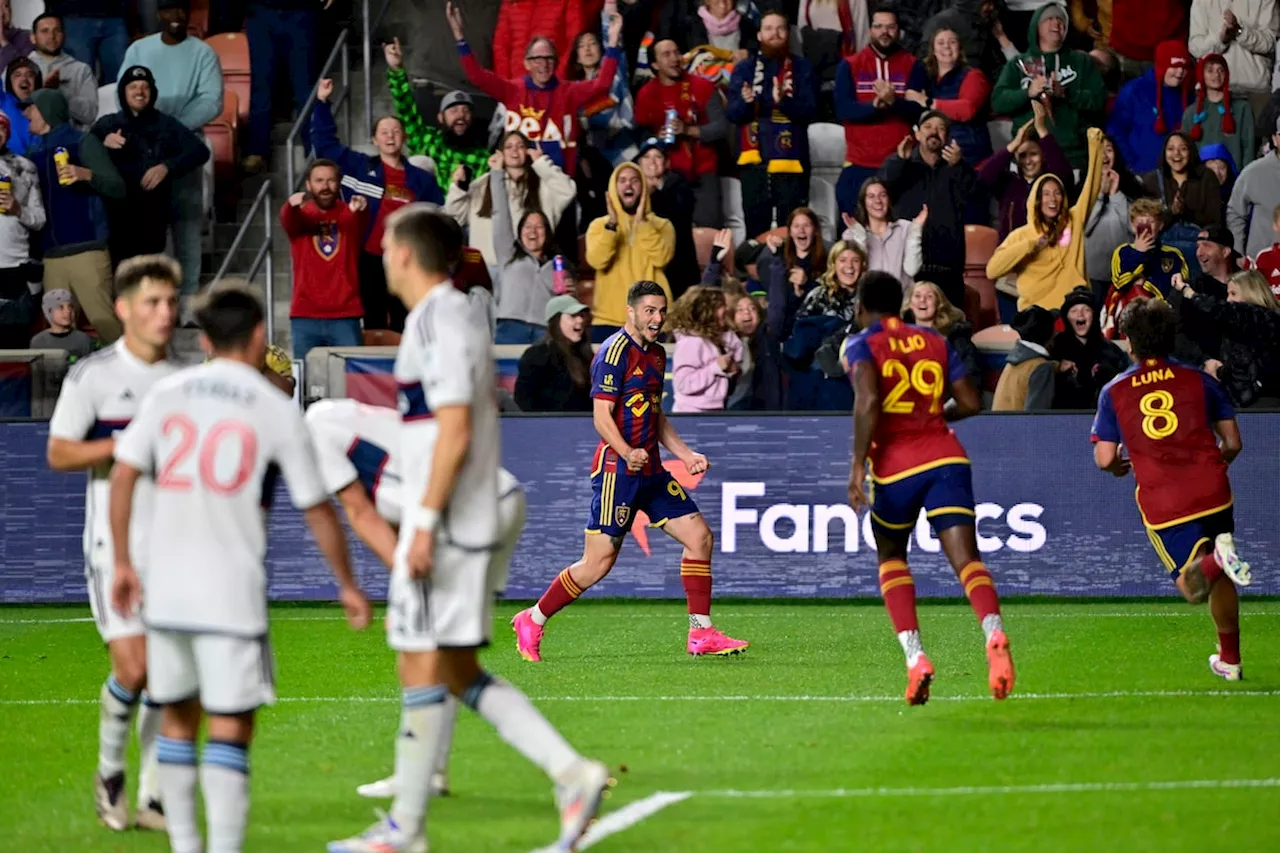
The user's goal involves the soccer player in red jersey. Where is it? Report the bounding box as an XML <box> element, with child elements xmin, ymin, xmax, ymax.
<box><xmin>512</xmin><ymin>281</ymin><xmax>749</xmax><ymax>659</ymax></box>
<box><xmin>1091</xmin><ymin>297</ymin><xmax>1253</xmax><ymax>680</ymax></box>
<box><xmin>843</xmin><ymin>272</ymin><xmax>1014</xmax><ymax>705</ymax></box>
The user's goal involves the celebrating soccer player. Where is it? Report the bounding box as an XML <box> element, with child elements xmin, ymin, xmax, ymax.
<box><xmin>108</xmin><ymin>285</ymin><xmax>372</xmax><ymax>853</ymax></box>
<box><xmin>45</xmin><ymin>255</ymin><xmax>183</xmax><ymax>832</ymax></box>
<box><xmin>328</xmin><ymin>206</ymin><xmax>610</xmax><ymax>853</ymax></box>
<box><xmin>843</xmin><ymin>271</ymin><xmax>1015</xmax><ymax>705</ymax></box>
<box><xmin>1091</xmin><ymin>296</ymin><xmax>1253</xmax><ymax>680</ymax></box>
<box><xmin>305</xmin><ymin>398</ymin><xmax>528</xmax><ymax>802</ymax></box>
<box><xmin>511</xmin><ymin>280</ymin><xmax>749</xmax><ymax>660</ymax></box>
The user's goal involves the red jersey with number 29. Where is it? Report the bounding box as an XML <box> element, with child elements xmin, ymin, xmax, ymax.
<box><xmin>843</xmin><ymin>317</ymin><xmax>970</xmax><ymax>483</ymax></box>
<box><xmin>591</xmin><ymin>329</ymin><xmax>665</xmax><ymax>477</ymax></box>
<box><xmin>1091</xmin><ymin>358</ymin><xmax>1235</xmax><ymax>528</ymax></box>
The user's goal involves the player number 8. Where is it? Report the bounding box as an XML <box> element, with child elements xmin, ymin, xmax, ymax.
<box><xmin>1138</xmin><ymin>390</ymin><xmax>1179</xmax><ymax>440</ymax></box>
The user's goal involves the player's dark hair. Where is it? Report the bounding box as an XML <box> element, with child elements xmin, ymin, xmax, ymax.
<box><xmin>858</xmin><ymin>270</ymin><xmax>906</xmax><ymax>316</ymax></box>
<box><xmin>385</xmin><ymin>204</ymin><xmax>463</xmax><ymax>275</ymax></box>
<box><xmin>306</xmin><ymin>158</ymin><xmax>340</xmax><ymax>181</ymax></box>
<box><xmin>114</xmin><ymin>254</ymin><xmax>181</xmax><ymax>300</ymax></box>
<box><xmin>1120</xmin><ymin>298</ymin><xmax>1176</xmax><ymax>359</ymax></box>
<box><xmin>194</xmin><ymin>285</ymin><xmax>265</xmax><ymax>352</ymax></box>
<box><xmin>627</xmin><ymin>280</ymin><xmax>666</xmax><ymax>306</ymax></box>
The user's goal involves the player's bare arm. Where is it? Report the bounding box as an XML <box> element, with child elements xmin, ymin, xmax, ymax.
<box><xmin>335</xmin><ymin>482</ymin><xmax>399</xmax><ymax>569</ymax></box>
<box><xmin>1092</xmin><ymin>441</ymin><xmax>1132</xmax><ymax>477</ymax></box>
<box><xmin>657</xmin><ymin>409</ymin><xmax>708</xmax><ymax>474</ymax></box>
<box><xmin>302</xmin><ymin>500</ymin><xmax>372</xmax><ymax>629</ymax></box>
<box><xmin>107</xmin><ymin>461</ymin><xmax>143</xmax><ymax>618</ymax></box>
<box><xmin>1214</xmin><ymin>419</ymin><xmax>1242</xmax><ymax>465</ymax></box>
<box><xmin>849</xmin><ymin>360</ymin><xmax>880</xmax><ymax>509</ymax></box>
<box><xmin>593</xmin><ymin>397</ymin><xmax>646</xmax><ymax>472</ymax></box>
<box><xmin>407</xmin><ymin>403</ymin><xmax>471</xmax><ymax>578</ymax></box>
<box><xmin>944</xmin><ymin>376</ymin><xmax>982</xmax><ymax>422</ymax></box>
<box><xmin>47</xmin><ymin>436</ymin><xmax>116</xmax><ymax>472</ymax></box>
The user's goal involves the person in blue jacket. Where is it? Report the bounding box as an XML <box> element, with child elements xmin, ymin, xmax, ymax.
<box><xmin>311</xmin><ymin>76</ymin><xmax>443</xmax><ymax>333</ymax></box>
<box><xmin>0</xmin><ymin>57</ymin><xmax>41</xmax><ymax>156</ymax></box>
<box><xmin>1106</xmin><ymin>40</ymin><xmax>1194</xmax><ymax>175</ymax></box>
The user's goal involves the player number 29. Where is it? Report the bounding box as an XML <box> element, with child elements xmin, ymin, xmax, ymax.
<box><xmin>1138</xmin><ymin>390</ymin><xmax>1179</xmax><ymax>440</ymax></box>
<box><xmin>156</xmin><ymin>414</ymin><xmax>259</xmax><ymax>495</ymax></box>
<box><xmin>881</xmin><ymin>358</ymin><xmax>945</xmax><ymax>414</ymax></box>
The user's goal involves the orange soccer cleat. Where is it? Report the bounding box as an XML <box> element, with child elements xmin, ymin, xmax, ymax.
<box><xmin>986</xmin><ymin>630</ymin><xmax>1015</xmax><ymax>700</ymax></box>
<box><xmin>905</xmin><ymin>654</ymin><xmax>935</xmax><ymax>706</ymax></box>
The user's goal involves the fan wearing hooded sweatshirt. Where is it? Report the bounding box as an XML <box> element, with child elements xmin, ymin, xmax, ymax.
<box><xmin>1107</xmin><ymin>40</ymin><xmax>1195</xmax><ymax>174</ymax></box>
<box><xmin>986</xmin><ymin>126</ymin><xmax>1105</xmax><ymax>310</ymax></box>
<box><xmin>89</xmin><ymin>65</ymin><xmax>209</xmax><ymax>266</ymax></box>
<box><xmin>585</xmin><ymin>161</ymin><xmax>676</xmax><ymax>331</ymax></box>
<box><xmin>0</xmin><ymin>57</ymin><xmax>40</xmax><ymax>156</ymax></box>
<box><xmin>1182</xmin><ymin>54</ymin><xmax>1256</xmax><ymax>172</ymax></box>
<box><xmin>991</xmin><ymin>4</ymin><xmax>1107</xmax><ymax>169</ymax></box>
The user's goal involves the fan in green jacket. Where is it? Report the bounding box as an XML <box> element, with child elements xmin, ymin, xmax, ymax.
<box><xmin>385</xmin><ymin>38</ymin><xmax>490</xmax><ymax>193</ymax></box>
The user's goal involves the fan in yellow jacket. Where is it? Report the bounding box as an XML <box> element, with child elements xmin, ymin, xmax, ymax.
<box><xmin>585</xmin><ymin>162</ymin><xmax>676</xmax><ymax>329</ymax></box>
<box><xmin>986</xmin><ymin>126</ymin><xmax>1106</xmax><ymax>311</ymax></box>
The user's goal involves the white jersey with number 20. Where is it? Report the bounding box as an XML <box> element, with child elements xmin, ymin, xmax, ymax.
<box><xmin>113</xmin><ymin>359</ymin><xmax>329</xmax><ymax>637</ymax></box>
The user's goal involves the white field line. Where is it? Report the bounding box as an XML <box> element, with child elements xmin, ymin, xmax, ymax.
<box><xmin>3</xmin><ymin>688</ymin><xmax>1278</xmax><ymax>707</ymax></box>
<box><xmin>526</xmin><ymin>791</ymin><xmax>692</xmax><ymax>853</ymax></box>
<box><xmin>5</xmin><ymin>609</ymin><xmax>1280</xmax><ymax>625</ymax></box>
<box><xmin>699</xmin><ymin>778</ymin><xmax>1280</xmax><ymax>799</ymax></box>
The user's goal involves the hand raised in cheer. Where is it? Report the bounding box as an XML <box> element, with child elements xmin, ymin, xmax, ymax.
<box><xmin>316</xmin><ymin>77</ymin><xmax>335</xmax><ymax>103</ymax></box>
<box><xmin>383</xmin><ymin>37</ymin><xmax>403</xmax><ymax>70</ymax></box>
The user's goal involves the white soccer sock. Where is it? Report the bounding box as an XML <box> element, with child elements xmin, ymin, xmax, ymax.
<box><xmin>981</xmin><ymin>614</ymin><xmax>1004</xmax><ymax>642</ymax></box>
<box><xmin>98</xmin><ymin>675</ymin><xmax>140</xmax><ymax>778</ymax></box>
<box><xmin>689</xmin><ymin>614</ymin><xmax>713</xmax><ymax>629</ymax></box>
<box><xmin>898</xmin><ymin>630</ymin><xmax>924</xmax><ymax>666</ymax></box>
<box><xmin>136</xmin><ymin>695</ymin><xmax>163</xmax><ymax>807</ymax></box>
<box><xmin>434</xmin><ymin>696</ymin><xmax>459</xmax><ymax>778</ymax></box>
<box><xmin>463</xmin><ymin>673</ymin><xmax>580</xmax><ymax>780</ymax></box>
<box><xmin>530</xmin><ymin>605</ymin><xmax>550</xmax><ymax>626</ymax></box>
<box><xmin>156</xmin><ymin>736</ymin><xmax>202</xmax><ymax>853</ymax></box>
<box><xmin>201</xmin><ymin>741</ymin><xmax>250</xmax><ymax>853</ymax></box>
<box><xmin>390</xmin><ymin>685</ymin><xmax>450</xmax><ymax>836</ymax></box>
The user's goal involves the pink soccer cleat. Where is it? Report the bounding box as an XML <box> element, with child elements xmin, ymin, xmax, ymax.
<box><xmin>905</xmin><ymin>654</ymin><xmax>935</xmax><ymax>706</ymax></box>
<box><xmin>687</xmin><ymin>627</ymin><xmax>749</xmax><ymax>657</ymax></box>
<box><xmin>512</xmin><ymin>609</ymin><xmax>544</xmax><ymax>662</ymax></box>
<box><xmin>986</xmin><ymin>630</ymin><xmax>1016</xmax><ymax>700</ymax></box>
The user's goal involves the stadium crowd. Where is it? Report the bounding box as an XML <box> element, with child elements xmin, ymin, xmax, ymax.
<box><xmin>7</xmin><ymin>0</ymin><xmax>1280</xmax><ymax>411</ymax></box>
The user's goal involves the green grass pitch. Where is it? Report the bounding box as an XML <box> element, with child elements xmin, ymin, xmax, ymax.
<box><xmin>2</xmin><ymin>600</ymin><xmax>1279</xmax><ymax>852</ymax></box>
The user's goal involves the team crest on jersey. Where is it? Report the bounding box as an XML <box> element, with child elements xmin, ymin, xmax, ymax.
<box><xmin>616</xmin><ymin>505</ymin><xmax>630</xmax><ymax>527</ymax></box>
<box><xmin>314</xmin><ymin>222</ymin><xmax>340</xmax><ymax>260</ymax></box>
<box><xmin>1161</xmin><ymin>258</ymin><xmax>1175</xmax><ymax>274</ymax></box>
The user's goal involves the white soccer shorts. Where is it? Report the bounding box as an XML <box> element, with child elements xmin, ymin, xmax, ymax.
<box><xmin>86</xmin><ymin>550</ymin><xmax>144</xmax><ymax>643</ymax></box>
<box><xmin>147</xmin><ymin>630</ymin><xmax>277</xmax><ymax>715</ymax></box>
<box><xmin>388</xmin><ymin>485</ymin><xmax>526</xmax><ymax>653</ymax></box>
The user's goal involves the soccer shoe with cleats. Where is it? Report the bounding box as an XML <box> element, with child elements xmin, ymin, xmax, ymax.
<box><xmin>1209</xmin><ymin>653</ymin><xmax>1243</xmax><ymax>681</ymax></box>
<box><xmin>905</xmin><ymin>654</ymin><xmax>935</xmax><ymax>706</ymax></box>
<box><xmin>986</xmin><ymin>630</ymin><xmax>1016</xmax><ymax>700</ymax></box>
<box><xmin>512</xmin><ymin>609</ymin><xmax>544</xmax><ymax>662</ymax></box>
<box><xmin>133</xmin><ymin>798</ymin><xmax>166</xmax><ymax>831</ymax></box>
<box><xmin>94</xmin><ymin>771</ymin><xmax>128</xmax><ymax>831</ymax></box>
<box><xmin>687</xmin><ymin>626</ymin><xmax>749</xmax><ymax>656</ymax></box>
<box><xmin>327</xmin><ymin>812</ymin><xmax>427</xmax><ymax>853</ymax></box>
<box><xmin>555</xmin><ymin>759</ymin><xmax>613</xmax><ymax>851</ymax></box>
<box><xmin>1214</xmin><ymin>534</ymin><xmax>1253</xmax><ymax>587</ymax></box>
<box><xmin>356</xmin><ymin>773</ymin><xmax>449</xmax><ymax>799</ymax></box>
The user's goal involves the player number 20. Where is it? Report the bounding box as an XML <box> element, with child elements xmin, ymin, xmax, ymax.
<box><xmin>156</xmin><ymin>414</ymin><xmax>259</xmax><ymax>495</ymax></box>
<box><xmin>881</xmin><ymin>358</ymin><xmax>945</xmax><ymax>414</ymax></box>
<box><xmin>1138</xmin><ymin>390</ymin><xmax>1179</xmax><ymax>440</ymax></box>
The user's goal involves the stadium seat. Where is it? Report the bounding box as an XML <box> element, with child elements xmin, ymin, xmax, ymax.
<box><xmin>971</xmin><ymin>324</ymin><xmax>1019</xmax><ymax>350</ymax></box>
<box><xmin>363</xmin><ymin>329</ymin><xmax>401</xmax><ymax>346</ymax></box>
<box><xmin>204</xmin><ymin>90</ymin><xmax>239</xmax><ymax>210</ymax></box>
<box><xmin>963</xmin><ymin>272</ymin><xmax>998</xmax><ymax>332</ymax></box>
<box><xmin>408</xmin><ymin>154</ymin><xmax>436</xmax><ymax>175</ymax></box>
<box><xmin>964</xmin><ymin>225</ymin><xmax>1000</xmax><ymax>273</ymax></box>
<box><xmin>97</xmin><ymin>83</ymin><xmax>117</xmax><ymax>118</ymax></box>
<box><xmin>207</xmin><ymin>33</ymin><xmax>250</xmax><ymax>124</ymax></box>
<box><xmin>188</xmin><ymin>0</ymin><xmax>209</xmax><ymax>39</ymax></box>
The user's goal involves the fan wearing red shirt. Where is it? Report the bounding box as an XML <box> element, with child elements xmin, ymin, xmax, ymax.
<box><xmin>1092</xmin><ymin>298</ymin><xmax>1253</xmax><ymax>681</ymax></box>
<box><xmin>634</xmin><ymin>38</ymin><xmax>728</xmax><ymax>227</ymax></box>
<box><xmin>281</xmin><ymin>159</ymin><xmax>369</xmax><ymax>359</ymax></box>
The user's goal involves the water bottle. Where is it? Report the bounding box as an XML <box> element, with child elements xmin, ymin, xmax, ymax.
<box><xmin>662</xmin><ymin>107</ymin><xmax>679</xmax><ymax>146</ymax></box>
<box><xmin>552</xmin><ymin>255</ymin><xmax>570</xmax><ymax>295</ymax></box>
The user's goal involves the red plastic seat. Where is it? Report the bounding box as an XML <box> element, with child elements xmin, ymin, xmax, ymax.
<box><xmin>206</xmin><ymin>33</ymin><xmax>250</xmax><ymax>124</ymax></box>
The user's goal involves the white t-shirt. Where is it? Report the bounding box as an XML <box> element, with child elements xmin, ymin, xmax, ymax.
<box><xmin>47</xmin><ymin>340</ymin><xmax>181</xmax><ymax>564</ymax></box>
<box><xmin>394</xmin><ymin>283</ymin><xmax>500</xmax><ymax>548</ymax></box>
<box><xmin>113</xmin><ymin>359</ymin><xmax>329</xmax><ymax>636</ymax></box>
<box><xmin>305</xmin><ymin>398</ymin><xmax>405</xmax><ymax>525</ymax></box>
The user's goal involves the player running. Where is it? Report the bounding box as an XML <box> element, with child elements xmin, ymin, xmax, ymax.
<box><xmin>843</xmin><ymin>271</ymin><xmax>1014</xmax><ymax>705</ymax></box>
<box><xmin>512</xmin><ymin>280</ymin><xmax>748</xmax><ymax>660</ymax></box>
<box><xmin>328</xmin><ymin>206</ymin><xmax>610</xmax><ymax>853</ymax></box>
<box><xmin>305</xmin><ymin>398</ymin><xmax>528</xmax><ymax>801</ymax></box>
<box><xmin>109</xmin><ymin>285</ymin><xmax>372</xmax><ymax>853</ymax></box>
<box><xmin>1091</xmin><ymin>297</ymin><xmax>1252</xmax><ymax>680</ymax></box>
<box><xmin>46</xmin><ymin>255</ymin><xmax>183</xmax><ymax>831</ymax></box>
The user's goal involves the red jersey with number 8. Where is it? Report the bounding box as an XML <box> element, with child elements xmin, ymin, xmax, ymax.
<box><xmin>1091</xmin><ymin>358</ymin><xmax>1235</xmax><ymax>528</ymax></box>
<box><xmin>843</xmin><ymin>317</ymin><xmax>970</xmax><ymax>483</ymax></box>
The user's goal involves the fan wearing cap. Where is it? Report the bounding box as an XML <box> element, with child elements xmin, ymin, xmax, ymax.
<box><xmin>514</xmin><ymin>294</ymin><xmax>594</xmax><ymax>412</ymax></box>
<box><xmin>1049</xmin><ymin>285</ymin><xmax>1131</xmax><ymax>408</ymax></box>
<box><xmin>1107</xmin><ymin>39</ymin><xmax>1195</xmax><ymax>174</ymax></box>
<box><xmin>32</xmin><ymin>289</ymin><xmax>95</xmax><ymax>359</ymax></box>
<box><xmin>0</xmin><ymin>57</ymin><xmax>39</xmax><ymax>155</ymax></box>
<box><xmin>636</xmin><ymin>137</ymin><xmax>699</xmax><ymax>297</ymax></box>
<box><xmin>993</xmin><ymin>305</ymin><xmax>1061</xmax><ymax>410</ymax></box>
<box><xmin>383</xmin><ymin>37</ymin><xmax>490</xmax><ymax>194</ymax></box>
<box><xmin>1167</xmin><ymin>224</ymin><xmax>1234</xmax><ymax>366</ymax></box>
<box><xmin>1181</xmin><ymin>54</ymin><xmax>1255</xmax><ymax>172</ymax></box>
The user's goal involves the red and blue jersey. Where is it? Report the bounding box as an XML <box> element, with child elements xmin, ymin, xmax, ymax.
<box><xmin>843</xmin><ymin>317</ymin><xmax>969</xmax><ymax>483</ymax></box>
<box><xmin>1092</xmin><ymin>358</ymin><xmax>1235</xmax><ymax>529</ymax></box>
<box><xmin>590</xmin><ymin>330</ymin><xmax>665</xmax><ymax>477</ymax></box>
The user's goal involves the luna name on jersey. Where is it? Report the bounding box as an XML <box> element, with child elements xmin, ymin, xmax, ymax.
<box><xmin>1130</xmin><ymin>367</ymin><xmax>1174</xmax><ymax>388</ymax></box>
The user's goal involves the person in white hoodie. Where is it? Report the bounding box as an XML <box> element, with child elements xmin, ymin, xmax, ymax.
<box><xmin>1227</xmin><ymin>118</ymin><xmax>1280</xmax><ymax>257</ymax></box>
<box><xmin>0</xmin><ymin>111</ymin><xmax>45</xmax><ymax>347</ymax></box>
<box><xmin>1188</xmin><ymin>0</ymin><xmax>1279</xmax><ymax>110</ymax></box>
<box><xmin>29</xmin><ymin>13</ymin><xmax>98</xmax><ymax>130</ymax></box>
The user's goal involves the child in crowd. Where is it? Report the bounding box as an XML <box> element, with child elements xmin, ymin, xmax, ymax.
<box><xmin>29</xmin><ymin>289</ymin><xmax>92</xmax><ymax>359</ymax></box>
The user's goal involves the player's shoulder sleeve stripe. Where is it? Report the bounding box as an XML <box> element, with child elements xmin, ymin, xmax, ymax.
<box><xmin>604</xmin><ymin>334</ymin><xmax>628</xmax><ymax>366</ymax></box>
<box><xmin>66</xmin><ymin>345</ymin><xmax>119</xmax><ymax>381</ymax></box>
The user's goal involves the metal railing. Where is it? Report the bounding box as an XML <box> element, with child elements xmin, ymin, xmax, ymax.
<box><xmin>212</xmin><ymin>181</ymin><xmax>276</xmax><ymax>341</ymax></box>
<box><xmin>284</xmin><ymin>33</ymin><xmax>352</xmax><ymax>193</ymax></box>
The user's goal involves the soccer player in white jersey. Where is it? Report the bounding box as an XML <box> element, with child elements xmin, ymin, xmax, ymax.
<box><xmin>328</xmin><ymin>206</ymin><xmax>610</xmax><ymax>853</ymax></box>
<box><xmin>108</xmin><ymin>285</ymin><xmax>373</xmax><ymax>853</ymax></box>
<box><xmin>305</xmin><ymin>398</ymin><xmax>528</xmax><ymax>801</ymax></box>
<box><xmin>46</xmin><ymin>255</ymin><xmax>182</xmax><ymax>832</ymax></box>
